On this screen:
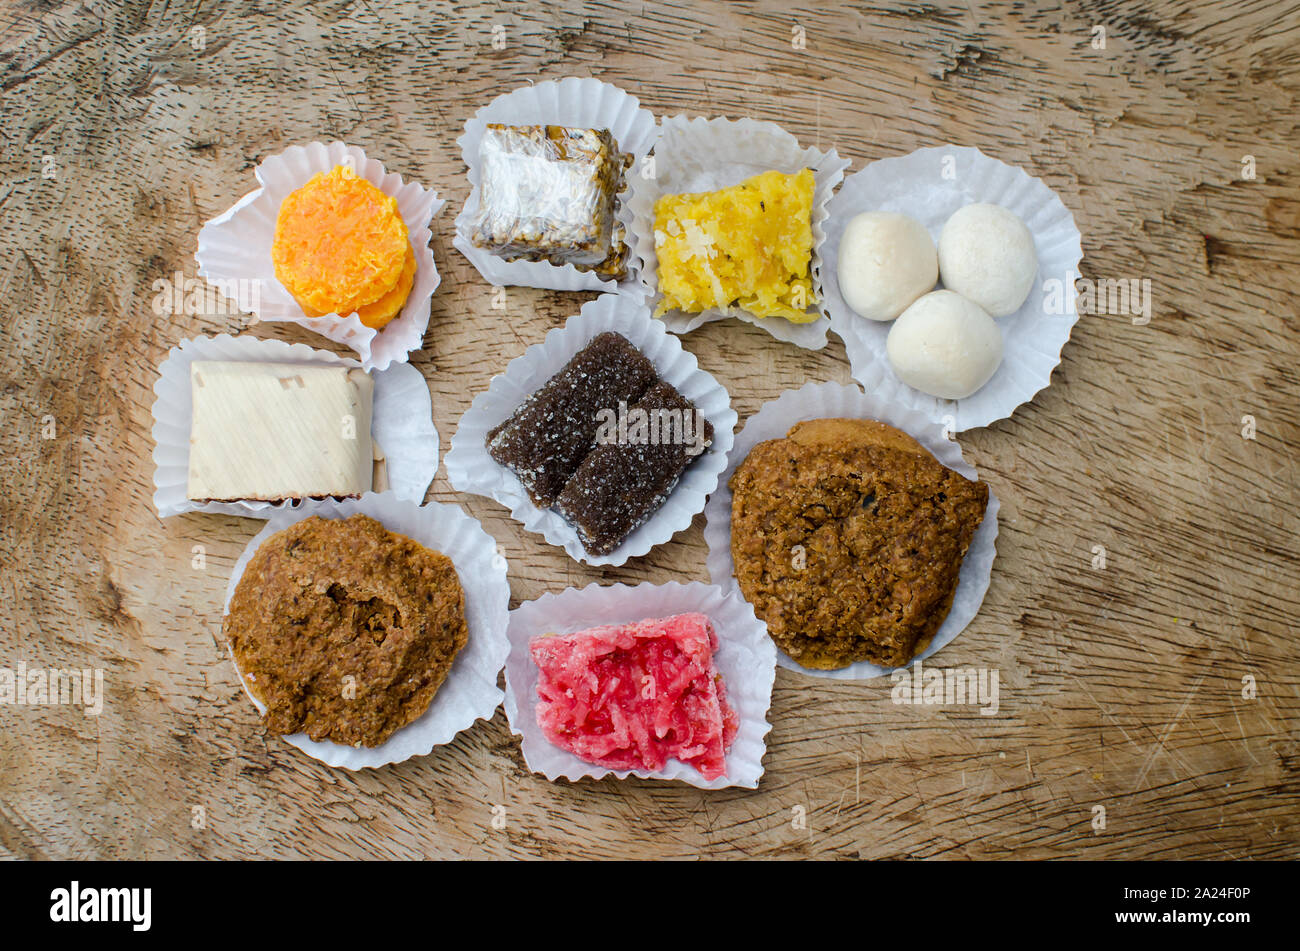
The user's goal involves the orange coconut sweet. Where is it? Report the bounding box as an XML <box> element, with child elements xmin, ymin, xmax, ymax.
<box><xmin>302</xmin><ymin>245</ymin><xmax>416</xmax><ymax>330</ymax></box>
<box><xmin>272</xmin><ymin>164</ymin><xmax>411</xmax><ymax>321</ymax></box>
<box><xmin>352</xmin><ymin>245</ymin><xmax>415</xmax><ymax>329</ymax></box>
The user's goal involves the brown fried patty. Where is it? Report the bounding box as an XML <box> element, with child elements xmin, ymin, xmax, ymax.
<box><xmin>224</xmin><ymin>513</ymin><xmax>468</xmax><ymax>747</ymax></box>
<box><xmin>729</xmin><ymin>419</ymin><xmax>988</xmax><ymax>669</ymax></box>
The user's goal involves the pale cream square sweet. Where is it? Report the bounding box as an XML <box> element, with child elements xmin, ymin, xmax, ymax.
<box><xmin>186</xmin><ymin>361</ymin><xmax>374</xmax><ymax>502</ymax></box>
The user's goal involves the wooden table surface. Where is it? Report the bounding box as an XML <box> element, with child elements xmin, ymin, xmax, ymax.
<box><xmin>1</xmin><ymin>0</ymin><xmax>1297</xmax><ymax>860</ymax></box>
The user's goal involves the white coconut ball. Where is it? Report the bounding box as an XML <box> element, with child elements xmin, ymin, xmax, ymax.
<box><xmin>836</xmin><ymin>211</ymin><xmax>938</xmax><ymax>321</ymax></box>
<box><xmin>886</xmin><ymin>290</ymin><xmax>1003</xmax><ymax>399</ymax></box>
<box><xmin>938</xmin><ymin>203</ymin><xmax>1037</xmax><ymax>317</ymax></box>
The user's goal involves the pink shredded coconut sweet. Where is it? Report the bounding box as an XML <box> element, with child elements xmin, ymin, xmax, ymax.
<box><xmin>530</xmin><ymin>612</ymin><xmax>739</xmax><ymax>780</ymax></box>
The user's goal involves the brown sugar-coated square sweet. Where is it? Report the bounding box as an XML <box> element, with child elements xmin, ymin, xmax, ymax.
<box><xmin>486</xmin><ymin>332</ymin><xmax>657</xmax><ymax>508</ymax></box>
<box><xmin>554</xmin><ymin>380</ymin><xmax>714</xmax><ymax>555</ymax></box>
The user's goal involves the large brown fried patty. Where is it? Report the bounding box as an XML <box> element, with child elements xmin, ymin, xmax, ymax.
<box><xmin>224</xmin><ymin>514</ymin><xmax>468</xmax><ymax>747</ymax></box>
<box><xmin>729</xmin><ymin>419</ymin><xmax>988</xmax><ymax>669</ymax></box>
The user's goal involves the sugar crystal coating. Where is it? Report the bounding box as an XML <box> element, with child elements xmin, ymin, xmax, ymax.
<box><xmin>486</xmin><ymin>332</ymin><xmax>715</xmax><ymax>556</ymax></box>
<box><xmin>486</xmin><ymin>332</ymin><xmax>657</xmax><ymax>508</ymax></box>
<box><xmin>555</xmin><ymin>380</ymin><xmax>714</xmax><ymax>555</ymax></box>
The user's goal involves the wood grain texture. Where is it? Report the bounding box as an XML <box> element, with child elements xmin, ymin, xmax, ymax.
<box><xmin>1</xmin><ymin>0</ymin><xmax>1297</xmax><ymax>860</ymax></box>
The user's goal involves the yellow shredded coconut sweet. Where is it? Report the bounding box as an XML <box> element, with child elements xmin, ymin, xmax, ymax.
<box><xmin>652</xmin><ymin>168</ymin><xmax>817</xmax><ymax>323</ymax></box>
<box><xmin>272</xmin><ymin>164</ymin><xmax>412</xmax><ymax>319</ymax></box>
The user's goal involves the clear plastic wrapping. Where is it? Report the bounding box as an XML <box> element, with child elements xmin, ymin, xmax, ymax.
<box><xmin>470</xmin><ymin>124</ymin><xmax>631</xmax><ymax>280</ymax></box>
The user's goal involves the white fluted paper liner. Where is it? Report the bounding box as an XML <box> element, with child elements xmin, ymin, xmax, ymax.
<box><xmin>503</xmin><ymin>581</ymin><xmax>776</xmax><ymax>789</ymax></box>
<box><xmin>222</xmin><ymin>492</ymin><xmax>510</xmax><ymax>770</ymax></box>
<box><xmin>445</xmin><ymin>295</ymin><xmax>737</xmax><ymax>566</ymax></box>
<box><xmin>823</xmin><ymin>145</ymin><xmax>1083</xmax><ymax>431</ymax></box>
<box><xmin>151</xmin><ymin>334</ymin><xmax>439</xmax><ymax>519</ymax></box>
<box><xmin>627</xmin><ymin>115</ymin><xmax>850</xmax><ymax>349</ymax></box>
<box><xmin>196</xmin><ymin>141</ymin><xmax>444</xmax><ymax>372</ymax></box>
<box><xmin>703</xmin><ymin>381</ymin><xmax>1000</xmax><ymax>681</ymax></box>
<box><xmin>453</xmin><ymin>77</ymin><xmax>657</xmax><ymax>293</ymax></box>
